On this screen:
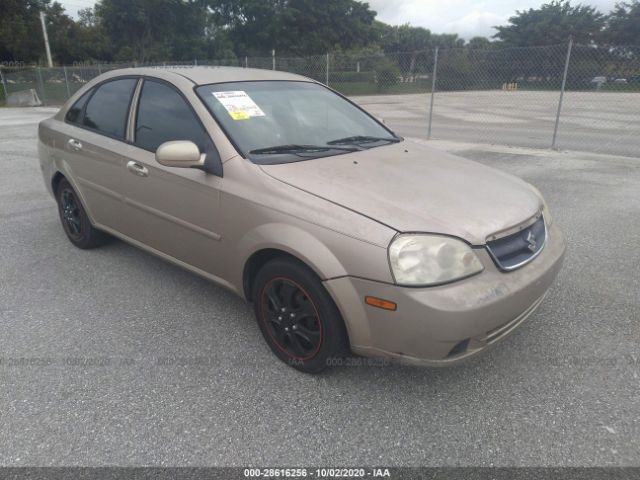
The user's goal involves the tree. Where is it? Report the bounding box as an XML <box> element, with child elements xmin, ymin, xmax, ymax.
<box><xmin>466</xmin><ymin>37</ymin><xmax>493</xmax><ymax>49</ymax></box>
<box><xmin>431</xmin><ymin>33</ymin><xmax>465</xmax><ymax>49</ymax></box>
<box><xmin>69</xmin><ymin>8</ymin><xmax>113</xmax><ymax>61</ymax></box>
<box><xmin>40</xmin><ymin>2</ymin><xmax>101</xmax><ymax>64</ymax></box>
<box><xmin>0</xmin><ymin>0</ymin><xmax>49</xmax><ymax>63</ymax></box>
<box><xmin>375</xmin><ymin>24</ymin><xmax>431</xmax><ymax>77</ymax></box>
<box><xmin>207</xmin><ymin>0</ymin><xmax>378</xmax><ymax>55</ymax></box>
<box><xmin>378</xmin><ymin>24</ymin><xmax>432</xmax><ymax>52</ymax></box>
<box><xmin>94</xmin><ymin>0</ymin><xmax>213</xmax><ymax>62</ymax></box>
<box><xmin>605</xmin><ymin>1</ymin><xmax>640</xmax><ymax>45</ymax></box>
<box><xmin>289</xmin><ymin>0</ymin><xmax>377</xmax><ymax>53</ymax></box>
<box><xmin>493</xmin><ymin>1</ymin><xmax>605</xmax><ymax>46</ymax></box>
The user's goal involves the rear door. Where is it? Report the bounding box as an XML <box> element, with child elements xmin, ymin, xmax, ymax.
<box><xmin>61</xmin><ymin>77</ymin><xmax>139</xmax><ymax>233</ymax></box>
<box><xmin>117</xmin><ymin>78</ymin><xmax>225</xmax><ymax>276</ymax></box>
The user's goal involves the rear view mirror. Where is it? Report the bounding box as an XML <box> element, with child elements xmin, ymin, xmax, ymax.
<box><xmin>155</xmin><ymin>141</ymin><xmax>204</xmax><ymax>169</ymax></box>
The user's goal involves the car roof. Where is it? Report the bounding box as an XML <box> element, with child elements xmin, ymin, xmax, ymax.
<box><xmin>107</xmin><ymin>66</ymin><xmax>314</xmax><ymax>85</ymax></box>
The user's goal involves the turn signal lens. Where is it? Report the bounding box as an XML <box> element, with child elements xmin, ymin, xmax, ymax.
<box><xmin>365</xmin><ymin>296</ymin><xmax>397</xmax><ymax>311</ymax></box>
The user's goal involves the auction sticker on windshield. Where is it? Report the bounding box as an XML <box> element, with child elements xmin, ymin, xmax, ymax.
<box><xmin>212</xmin><ymin>91</ymin><xmax>265</xmax><ymax>120</ymax></box>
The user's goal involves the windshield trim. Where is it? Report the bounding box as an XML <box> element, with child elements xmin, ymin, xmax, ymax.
<box><xmin>194</xmin><ymin>80</ymin><xmax>401</xmax><ymax>163</ymax></box>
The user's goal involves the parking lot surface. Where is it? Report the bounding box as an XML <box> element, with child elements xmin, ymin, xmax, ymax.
<box><xmin>354</xmin><ymin>90</ymin><xmax>640</xmax><ymax>158</ymax></box>
<box><xmin>1</xmin><ymin>107</ymin><xmax>639</xmax><ymax>466</ymax></box>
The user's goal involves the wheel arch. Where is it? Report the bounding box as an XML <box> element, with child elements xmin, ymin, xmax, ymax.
<box><xmin>50</xmin><ymin>169</ymin><xmax>99</xmax><ymax>227</ymax></box>
<box><xmin>51</xmin><ymin>171</ymin><xmax>66</xmax><ymax>194</ymax></box>
<box><xmin>239</xmin><ymin>223</ymin><xmax>349</xmax><ymax>302</ymax></box>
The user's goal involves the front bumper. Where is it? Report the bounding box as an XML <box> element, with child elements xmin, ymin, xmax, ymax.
<box><xmin>323</xmin><ymin>222</ymin><xmax>566</xmax><ymax>366</ymax></box>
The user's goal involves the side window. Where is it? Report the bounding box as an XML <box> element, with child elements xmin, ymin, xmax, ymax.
<box><xmin>65</xmin><ymin>89</ymin><xmax>92</xmax><ymax>125</ymax></box>
<box><xmin>83</xmin><ymin>78</ymin><xmax>137</xmax><ymax>139</ymax></box>
<box><xmin>135</xmin><ymin>80</ymin><xmax>210</xmax><ymax>152</ymax></box>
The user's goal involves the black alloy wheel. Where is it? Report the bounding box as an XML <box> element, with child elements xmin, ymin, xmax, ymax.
<box><xmin>60</xmin><ymin>187</ymin><xmax>83</xmax><ymax>240</ymax></box>
<box><xmin>252</xmin><ymin>258</ymin><xmax>349</xmax><ymax>373</ymax></box>
<box><xmin>260</xmin><ymin>277</ymin><xmax>323</xmax><ymax>360</ymax></box>
<box><xmin>55</xmin><ymin>178</ymin><xmax>109</xmax><ymax>249</ymax></box>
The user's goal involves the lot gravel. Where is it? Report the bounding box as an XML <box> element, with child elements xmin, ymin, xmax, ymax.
<box><xmin>1</xmin><ymin>107</ymin><xmax>639</xmax><ymax>466</ymax></box>
<box><xmin>354</xmin><ymin>90</ymin><xmax>640</xmax><ymax>158</ymax></box>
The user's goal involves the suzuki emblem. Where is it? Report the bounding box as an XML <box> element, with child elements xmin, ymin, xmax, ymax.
<box><xmin>525</xmin><ymin>231</ymin><xmax>537</xmax><ymax>252</ymax></box>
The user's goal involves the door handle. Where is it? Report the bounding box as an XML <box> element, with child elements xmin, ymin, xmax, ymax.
<box><xmin>67</xmin><ymin>138</ymin><xmax>83</xmax><ymax>151</ymax></box>
<box><xmin>126</xmin><ymin>161</ymin><xmax>149</xmax><ymax>177</ymax></box>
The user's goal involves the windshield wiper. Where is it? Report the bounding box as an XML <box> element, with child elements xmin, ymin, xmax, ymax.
<box><xmin>249</xmin><ymin>144</ymin><xmax>358</xmax><ymax>155</ymax></box>
<box><xmin>327</xmin><ymin>135</ymin><xmax>401</xmax><ymax>146</ymax></box>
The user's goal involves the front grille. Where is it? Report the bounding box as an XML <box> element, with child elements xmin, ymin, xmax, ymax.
<box><xmin>487</xmin><ymin>215</ymin><xmax>546</xmax><ymax>271</ymax></box>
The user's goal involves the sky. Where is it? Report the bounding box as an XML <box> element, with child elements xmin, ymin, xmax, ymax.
<box><xmin>59</xmin><ymin>0</ymin><xmax>620</xmax><ymax>40</ymax></box>
<box><xmin>367</xmin><ymin>0</ymin><xmax>619</xmax><ymax>39</ymax></box>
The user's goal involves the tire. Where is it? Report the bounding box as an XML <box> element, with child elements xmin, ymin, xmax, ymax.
<box><xmin>55</xmin><ymin>178</ymin><xmax>109</xmax><ymax>249</ymax></box>
<box><xmin>252</xmin><ymin>257</ymin><xmax>349</xmax><ymax>373</ymax></box>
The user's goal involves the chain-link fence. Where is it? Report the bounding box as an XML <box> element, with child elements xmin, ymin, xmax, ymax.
<box><xmin>1</xmin><ymin>42</ymin><xmax>639</xmax><ymax>157</ymax></box>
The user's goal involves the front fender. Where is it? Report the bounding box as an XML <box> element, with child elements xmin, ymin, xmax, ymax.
<box><xmin>237</xmin><ymin>222</ymin><xmax>350</xmax><ymax>284</ymax></box>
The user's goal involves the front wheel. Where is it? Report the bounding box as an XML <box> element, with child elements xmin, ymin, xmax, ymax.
<box><xmin>252</xmin><ymin>258</ymin><xmax>349</xmax><ymax>373</ymax></box>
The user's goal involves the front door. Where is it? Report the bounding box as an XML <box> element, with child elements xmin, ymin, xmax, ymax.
<box><xmin>117</xmin><ymin>79</ymin><xmax>225</xmax><ymax>277</ymax></box>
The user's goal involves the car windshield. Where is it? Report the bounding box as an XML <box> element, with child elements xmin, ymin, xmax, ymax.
<box><xmin>196</xmin><ymin>81</ymin><xmax>400</xmax><ymax>164</ymax></box>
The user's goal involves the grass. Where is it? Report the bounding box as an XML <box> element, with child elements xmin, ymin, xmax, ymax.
<box><xmin>498</xmin><ymin>81</ymin><xmax>640</xmax><ymax>93</ymax></box>
<box><xmin>330</xmin><ymin>80</ymin><xmax>432</xmax><ymax>96</ymax></box>
<box><xmin>4</xmin><ymin>79</ymin><xmax>434</xmax><ymax>104</ymax></box>
<box><xmin>2</xmin><ymin>81</ymin><xmax>85</xmax><ymax>105</ymax></box>
<box><xmin>2</xmin><ymin>78</ymin><xmax>638</xmax><ymax>106</ymax></box>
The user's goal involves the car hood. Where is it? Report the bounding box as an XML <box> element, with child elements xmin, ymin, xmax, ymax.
<box><xmin>259</xmin><ymin>140</ymin><xmax>541</xmax><ymax>245</ymax></box>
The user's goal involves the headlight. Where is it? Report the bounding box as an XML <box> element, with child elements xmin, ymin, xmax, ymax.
<box><xmin>389</xmin><ymin>234</ymin><xmax>484</xmax><ymax>286</ymax></box>
<box><xmin>528</xmin><ymin>184</ymin><xmax>553</xmax><ymax>227</ymax></box>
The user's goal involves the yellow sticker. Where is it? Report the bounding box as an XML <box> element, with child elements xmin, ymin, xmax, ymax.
<box><xmin>229</xmin><ymin>111</ymin><xmax>250</xmax><ymax>120</ymax></box>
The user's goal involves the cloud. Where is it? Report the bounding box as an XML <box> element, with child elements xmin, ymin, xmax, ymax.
<box><xmin>59</xmin><ymin>0</ymin><xmax>619</xmax><ymax>39</ymax></box>
<box><xmin>366</xmin><ymin>0</ymin><xmax>618</xmax><ymax>39</ymax></box>
<box><xmin>443</xmin><ymin>10</ymin><xmax>508</xmax><ymax>38</ymax></box>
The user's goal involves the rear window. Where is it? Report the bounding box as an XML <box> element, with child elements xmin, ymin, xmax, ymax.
<box><xmin>82</xmin><ymin>78</ymin><xmax>138</xmax><ymax>139</ymax></box>
<box><xmin>65</xmin><ymin>90</ymin><xmax>92</xmax><ymax>125</ymax></box>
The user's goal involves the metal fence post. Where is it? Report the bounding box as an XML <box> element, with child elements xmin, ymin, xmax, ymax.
<box><xmin>97</xmin><ymin>63</ymin><xmax>102</xmax><ymax>75</ymax></box>
<box><xmin>0</xmin><ymin>69</ymin><xmax>8</xmax><ymax>102</ymax></box>
<box><xmin>245</xmin><ymin>56</ymin><xmax>248</xmax><ymax>68</ymax></box>
<box><xmin>326</xmin><ymin>53</ymin><xmax>330</xmax><ymax>86</ymax></box>
<box><xmin>272</xmin><ymin>50</ymin><xmax>276</xmax><ymax>70</ymax></box>
<box><xmin>427</xmin><ymin>46</ymin><xmax>439</xmax><ymax>140</ymax></box>
<box><xmin>194</xmin><ymin>59</ymin><xmax>198</xmax><ymax>66</ymax></box>
<box><xmin>63</xmin><ymin>65</ymin><xmax>71</xmax><ymax>99</ymax></box>
<box><xmin>36</xmin><ymin>66</ymin><xmax>47</xmax><ymax>106</ymax></box>
<box><xmin>552</xmin><ymin>37</ymin><xmax>573</xmax><ymax>150</ymax></box>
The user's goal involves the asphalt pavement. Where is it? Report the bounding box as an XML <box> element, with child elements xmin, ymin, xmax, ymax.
<box><xmin>354</xmin><ymin>90</ymin><xmax>640</xmax><ymax>158</ymax></box>
<box><xmin>1</xmin><ymin>107</ymin><xmax>639</xmax><ymax>466</ymax></box>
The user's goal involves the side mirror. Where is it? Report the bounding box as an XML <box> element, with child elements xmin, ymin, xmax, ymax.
<box><xmin>155</xmin><ymin>141</ymin><xmax>204</xmax><ymax>169</ymax></box>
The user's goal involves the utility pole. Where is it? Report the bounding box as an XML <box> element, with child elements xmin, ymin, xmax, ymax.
<box><xmin>39</xmin><ymin>11</ymin><xmax>53</xmax><ymax>68</ymax></box>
